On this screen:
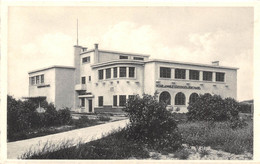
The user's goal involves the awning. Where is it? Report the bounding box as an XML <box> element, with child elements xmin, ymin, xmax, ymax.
<box><xmin>78</xmin><ymin>95</ymin><xmax>94</xmax><ymax>98</ymax></box>
<box><xmin>22</xmin><ymin>96</ymin><xmax>46</xmax><ymax>101</ymax></box>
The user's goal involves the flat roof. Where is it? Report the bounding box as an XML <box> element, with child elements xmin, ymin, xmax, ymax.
<box><xmin>80</xmin><ymin>49</ymin><xmax>150</xmax><ymax>57</ymax></box>
<box><xmin>92</xmin><ymin>60</ymin><xmax>145</xmax><ymax>68</ymax></box>
<box><xmin>146</xmin><ymin>59</ymin><xmax>239</xmax><ymax>70</ymax></box>
<box><xmin>28</xmin><ymin>65</ymin><xmax>75</xmax><ymax>74</ymax></box>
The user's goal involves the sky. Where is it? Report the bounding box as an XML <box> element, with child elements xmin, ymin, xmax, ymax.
<box><xmin>7</xmin><ymin>6</ymin><xmax>254</xmax><ymax>101</ymax></box>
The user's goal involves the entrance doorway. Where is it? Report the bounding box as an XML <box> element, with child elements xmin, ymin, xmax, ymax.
<box><xmin>159</xmin><ymin>91</ymin><xmax>171</xmax><ymax>105</ymax></box>
<box><xmin>88</xmin><ymin>99</ymin><xmax>93</xmax><ymax>112</ymax></box>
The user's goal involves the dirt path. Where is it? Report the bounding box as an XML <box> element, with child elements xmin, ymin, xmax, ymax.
<box><xmin>7</xmin><ymin>119</ymin><xmax>129</xmax><ymax>159</ymax></box>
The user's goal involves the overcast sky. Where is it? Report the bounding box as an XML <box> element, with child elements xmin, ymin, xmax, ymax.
<box><xmin>7</xmin><ymin>6</ymin><xmax>253</xmax><ymax>101</ymax></box>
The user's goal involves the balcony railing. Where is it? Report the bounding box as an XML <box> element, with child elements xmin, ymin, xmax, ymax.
<box><xmin>75</xmin><ymin>84</ymin><xmax>87</xmax><ymax>91</ymax></box>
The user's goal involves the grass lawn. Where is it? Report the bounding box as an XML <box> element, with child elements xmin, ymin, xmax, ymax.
<box><xmin>22</xmin><ymin>128</ymin><xmax>150</xmax><ymax>159</ymax></box>
<box><xmin>8</xmin><ymin>114</ymin><xmax>127</xmax><ymax>142</ymax></box>
<box><xmin>21</xmin><ymin>112</ymin><xmax>253</xmax><ymax>159</ymax></box>
<box><xmin>178</xmin><ymin>120</ymin><xmax>253</xmax><ymax>155</ymax></box>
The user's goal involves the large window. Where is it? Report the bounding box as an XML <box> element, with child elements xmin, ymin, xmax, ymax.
<box><xmin>133</xmin><ymin>57</ymin><xmax>144</xmax><ymax>60</ymax></box>
<box><xmin>189</xmin><ymin>70</ymin><xmax>199</xmax><ymax>80</ymax></box>
<box><xmin>106</xmin><ymin>68</ymin><xmax>111</xmax><ymax>79</ymax></box>
<box><xmin>98</xmin><ymin>70</ymin><xmax>104</xmax><ymax>80</ymax></box>
<box><xmin>113</xmin><ymin>67</ymin><xmax>118</xmax><ymax>78</ymax></box>
<box><xmin>40</xmin><ymin>75</ymin><xmax>44</xmax><ymax>83</ymax></box>
<box><xmin>203</xmin><ymin>71</ymin><xmax>213</xmax><ymax>81</ymax></box>
<box><xmin>175</xmin><ymin>92</ymin><xmax>186</xmax><ymax>105</ymax></box>
<box><xmin>31</xmin><ymin>77</ymin><xmax>35</xmax><ymax>85</ymax></box>
<box><xmin>98</xmin><ymin>96</ymin><xmax>103</xmax><ymax>107</ymax></box>
<box><xmin>82</xmin><ymin>56</ymin><xmax>90</xmax><ymax>63</ymax></box>
<box><xmin>159</xmin><ymin>91</ymin><xmax>171</xmax><ymax>105</ymax></box>
<box><xmin>119</xmin><ymin>95</ymin><xmax>126</xmax><ymax>106</ymax></box>
<box><xmin>189</xmin><ymin>93</ymin><xmax>199</xmax><ymax>104</ymax></box>
<box><xmin>36</xmin><ymin>76</ymin><xmax>40</xmax><ymax>84</ymax></box>
<box><xmin>81</xmin><ymin>76</ymin><xmax>86</xmax><ymax>84</ymax></box>
<box><xmin>119</xmin><ymin>55</ymin><xmax>128</xmax><ymax>59</ymax></box>
<box><xmin>175</xmin><ymin>69</ymin><xmax>186</xmax><ymax>79</ymax></box>
<box><xmin>119</xmin><ymin>67</ymin><xmax>127</xmax><ymax>77</ymax></box>
<box><xmin>113</xmin><ymin>95</ymin><xmax>117</xmax><ymax>106</ymax></box>
<box><xmin>129</xmin><ymin>67</ymin><xmax>135</xmax><ymax>78</ymax></box>
<box><xmin>216</xmin><ymin>72</ymin><xmax>225</xmax><ymax>82</ymax></box>
<box><xmin>160</xmin><ymin>67</ymin><xmax>171</xmax><ymax>78</ymax></box>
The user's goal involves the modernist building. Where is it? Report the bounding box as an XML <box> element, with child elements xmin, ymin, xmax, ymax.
<box><xmin>28</xmin><ymin>44</ymin><xmax>238</xmax><ymax>113</ymax></box>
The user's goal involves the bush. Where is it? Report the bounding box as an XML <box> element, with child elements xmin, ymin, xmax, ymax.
<box><xmin>98</xmin><ymin>116</ymin><xmax>111</xmax><ymax>121</ymax></box>
<box><xmin>187</xmin><ymin>94</ymin><xmax>240</xmax><ymax>122</ymax></box>
<box><xmin>7</xmin><ymin>95</ymin><xmax>72</xmax><ymax>141</ymax></box>
<box><xmin>123</xmin><ymin>94</ymin><xmax>182</xmax><ymax>152</ymax></box>
<box><xmin>238</xmin><ymin>103</ymin><xmax>252</xmax><ymax>113</ymax></box>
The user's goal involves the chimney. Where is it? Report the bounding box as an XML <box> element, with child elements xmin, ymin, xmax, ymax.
<box><xmin>212</xmin><ymin>61</ymin><xmax>219</xmax><ymax>66</ymax></box>
<box><xmin>95</xmin><ymin>43</ymin><xmax>99</xmax><ymax>49</ymax></box>
<box><xmin>94</xmin><ymin>43</ymin><xmax>99</xmax><ymax>63</ymax></box>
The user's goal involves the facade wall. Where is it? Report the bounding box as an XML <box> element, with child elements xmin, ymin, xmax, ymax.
<box><xmin>55</xmin><ymin>68</ymin><xmax>75</xmax><ymax>109</ymax></box>
<box><xmin>91</xmin><ymin>63</ymin><xmax>144</xmax><ymax>108</ymax></box>
<box><xmin>150</xmin><ymin>62</ymin><xmax>237</xmax><ymax>112</ymax></box>
<box><xmin>29</xmin><ymin>69</ymin><xmax>56</xmax><ymax>104</ymax></box>
<box><xmin>144</xmin><ymin>62</ymin><xmax>156</xmax><ymax>95</ymax></box>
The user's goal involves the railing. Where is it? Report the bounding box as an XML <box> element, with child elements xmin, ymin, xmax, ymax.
<box><xmin>75</xmin><ymin>84</ymin><xmax>87</xmax><ymax>91</ymax></box>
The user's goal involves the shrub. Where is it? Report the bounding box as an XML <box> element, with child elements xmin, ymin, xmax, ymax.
<box><xmin>98</xmin><ymin>116</ymin><xmax>111</xmax><ymax>121</ymax></box>
<box><xmin>124</xmin><ymin>94</ymin><xmax>182</xmax><ymax>152</ymax></box>
<box><xmin>187</xmin><ymin>94</ymin><xmax>240</xmax><ymax>122</ymax></box>
<box><xmin>238</xmin><ymin>103</ymin><xmax>252</xmax><ymax>113</ymax></box>
<box><xmin>7</xmin><ymin>95</ymin><xmax>73</xmax><ymax>141</ymax></box>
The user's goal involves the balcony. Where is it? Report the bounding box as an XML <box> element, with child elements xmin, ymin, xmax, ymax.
<box><xmin>75</xmin><ymin>84</ymin><xmax>87</xmax><ymax>91</ymax></box>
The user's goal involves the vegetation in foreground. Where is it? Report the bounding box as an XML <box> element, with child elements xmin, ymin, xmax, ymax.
<box><xmin>21</xmin><ymin>93</ymin><xmax>253</xmax><ymax>159</ymax></box>
<box><xmin>7</xmin><ymin>95</ymin><xmax>113</xmax><ymax>142</ymax></box>
<box><xmin>178</xmin><ymin>120</ymin><xmax>253</xmax><ymax>155</ymax></box>
<box><xmin>22</xmin><ymin>128</ymin><xmax>150</xmax><ymax>159</ymax></box>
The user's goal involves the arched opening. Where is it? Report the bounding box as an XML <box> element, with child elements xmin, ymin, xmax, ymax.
<box><xmin>189</xmin><ymin>93</ymin><xmax>199</xmax><ymax>104</ymax></box>
<box><xmin>159</xmin><ymin>91</ymin><xmax>171</xmax><ymax>105</ymax></box>
<box><xmin>175</xmin><ymin>92</ymin><xmax>186</xmax><ymax>105</ymax></box>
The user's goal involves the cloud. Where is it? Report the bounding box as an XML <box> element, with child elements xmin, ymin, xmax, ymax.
<box><xmin>8</xmin><ymin>32</ymin><xmax>74</xmax><ymax>98</ymax></box>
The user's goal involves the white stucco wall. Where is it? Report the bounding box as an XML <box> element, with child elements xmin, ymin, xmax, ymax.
<box><xmin>148</xmin><ymin>61</ymin><xmax>237</xmax><ymax>112</ymax></box>
<box><xmin>29</xmin><ymin>69</ymin><xmax>56</xmax><ymax>104</ymax></box>
<box><xmin>55</xmin><ymin>68</ymin><xmax>75</xmax><ymax>110</ymax></box>
<box><xmin>92</xmin><ymin>63</ymin><xmax>144</xmax><ymax>108</ymax></box>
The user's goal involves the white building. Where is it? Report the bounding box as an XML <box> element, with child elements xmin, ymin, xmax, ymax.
<box><xmin>28</xmin><ymin>44</ymin><xmax>238</xmax><ymax>113</ymax></box>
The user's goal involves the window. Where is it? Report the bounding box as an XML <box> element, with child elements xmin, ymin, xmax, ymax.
<box><xmin>89</xmin><ymin>76</ymin><xmax>91</xmax><ymax>82</ymax></box>
<box><xmin>189</xmin><ymin>93</ymin><xmax>199</xmax><ymax>104</ymax></box>
<box><xmin>159</xmin><ymin>91</ymin><xmax>171</xmax><ymax>105</ymax></box>
<box><xmin>113</xmin><ymin>95</ymin><xmax>117</xmax><ymax>106</ymax></box>
<box><xmin>216</xmin><ymin>72</ymin><xmax>225</xmax><ymax>82</ymax></box>
<box><xmin>119</xmin><ymin>95</ymin><xmax>126</xmax><ymax>106</ymax></box>
<box><xmin>81</xmin><ymin>98</ymin><xmax>85</xmax><ymax>107</ymax></box>
<box><xmin>128</xmin><ymin>95</ymin><xmax>135</xmax><ymax>100</ymax></box>
<box><xmin>31</xmin><ymin>77</ymin><xmax>35</xmax><ymax>85</ymax></box>
<box><xmin>98</xmin><ymin>96</ymin><xmax>103</xmax><ymax>107</ymax></box>
<box><xmin>129</xmin><ymin>67</ymin><xmax>135</xmax><ymax>78</ymax></box>
<box><xmin>82</xmin><ymin>56</ymin><xmax>90</xmax><ymax>63</ymax></box>
<box><xmin>119</xmin><ymin>67</ymin><xmax>126</xmax><ymax>77</ymax></box>
<box><xmin>98</xmin><ymin>70</ymin><xmax>103</xmax><ymax>80</ymax></box>
<box><xmin>203</xmin><ymin>71</ymin><xmax>213</xmax><ymax>81</ymax></box>
<box><xmin>175</xmin><ymin>69</ymin><xmax>186</xmax><ymax>79</ymax></box>
<box><xmin>113</xmin><ymin>67</ymin><xmax>118</xmax><ymax>78</ymax></box>
<box><xmin>40</xmin><ymin>75</ymin><xmax>44</xmax><ymax>83</ymax></box>
<box><xmin>81</xmin><ymin>76</ymin><xmax>86</xmax><ymax>84</ymax></box>
<box><xmin>175</xmin><ymin>92</ymin><xmax>186</xmax><ymax>105</ymax></box>
<box><xmin>36</xmin><ymin>76</ymin><xmax>40</xmax><ymax>84</ymax></box>
<box><xmin>160</xmin><ymin>67</ymin><xmax>171</xmax><ymax>78</ymax></box>
<box><xmin>106</xmin><ymin>68</ymin><xmax>111</xmax><ymax>79</ymax></box>
<box><xmin>133</xmin><ymin>57</ymin><xmax>144</xmax><ymax>61</ymax></box>
<box><xmin>119</xmin><ymin>55</ymin><xmax>128</xmax><ymax>59</ymax></box>
<box><xmin>189</xmin><ymin>70</ymin><xmax>199</xmax><ymax>80</ymax></box>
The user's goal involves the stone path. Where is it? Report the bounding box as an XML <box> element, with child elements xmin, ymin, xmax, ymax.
<box><xmin>7</xmin><ymin>119</ymin><xmax>129</xmax><ymax>159</ymax></box>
